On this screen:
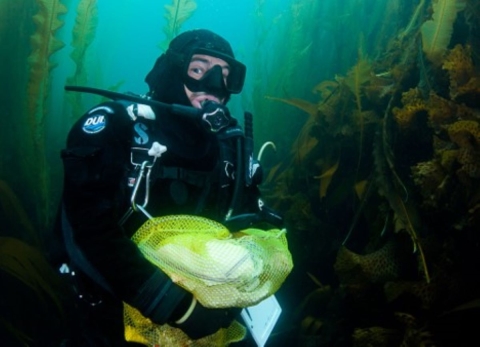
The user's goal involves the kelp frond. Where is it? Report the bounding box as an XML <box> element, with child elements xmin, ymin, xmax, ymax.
<box><xmin>161</xmin><ymin>0</ymin><xmax>197</xmax><ymax>51</ymax></box>
<box><xmin>26</xmin><ymin>0</ymin><xmax>67</xmax><ymax>229</ymax></box>
<box><xmin>0</xmin><ymin>180</ymin><xmax>39</xmax><ymax>246</ymax></box>
<box><xmin>266</xmin><ymin>96</ymin><xmax>318</xmax><ymax>118</ymax></box>
<box><xmin>0</xmin><ymin>237</ymin><xmax>64</xmax><ymax>314</ymax></box>
<box><xmin>342</xmin><ymin>54</ymin><xmax>372</xmax><ymax>113</ymax></box>
<box><xmin>315</xmin><ymin>160</ymin><xmax>340</xmax><ymax>199</ymax></box>
<box><xmin>27</xmin><ymin>0</ymin><xmax>67</xmax><ymax>133</ymax></box>
<box><xmin>339</xmin><ymin>54</ymin><xmax>373</xmax><ymax>179</ymax></box>
<box><xmin>69</xmin><ymin>0</ymin><xmax>97</xmax><ymax>68</ymax></box>
<box><xmin>420</xmin><ymin>0</ymin><xmax>467</xmax><ymax>65</ymax></box>
<box><xmin>312</xmin><ymin>80</ymin><xmax>339</xmax><ymax>102</ymax></box>
<box><xmin>67</xmin><ymin>0</ymin><xmax>98</xmax><ymax>119</ymax></box>
<box><xmin>292</xmin><ymin>121</ymin><xmax>318</xmax><ymax>164</ymax></box>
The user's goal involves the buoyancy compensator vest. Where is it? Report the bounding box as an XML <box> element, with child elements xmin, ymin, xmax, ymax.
<box><xmin>63</xmin><ymin>86</ymin><xmax>264</xmax><ymax>231</ymax></box>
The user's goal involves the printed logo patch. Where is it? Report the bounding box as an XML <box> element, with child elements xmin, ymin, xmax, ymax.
<box><xmin>133</xmin><ymin>123</ymin><xmax>149</xmax><ymax>145</ymax></box>
<box><xmin>82</xmin><ymin>115</ymin><xmax>106</xmax><ymax>134</ymax></box>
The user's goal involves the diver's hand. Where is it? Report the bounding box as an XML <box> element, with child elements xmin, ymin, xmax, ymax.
<box><xmin>200</xmin><ymin>101</ymin><xmax>232</xmax><ymax>132</ymax></box>
<box><xmin>171</xmin><ymin>297</ymin><xmax>240</xmax><ymax>339</ymax></box>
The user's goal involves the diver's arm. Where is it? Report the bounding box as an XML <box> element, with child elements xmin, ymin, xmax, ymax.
<box><xmin>61</xmin><ymin>102</ymin><xmax>186</xmax><ymax>323</ymax></box>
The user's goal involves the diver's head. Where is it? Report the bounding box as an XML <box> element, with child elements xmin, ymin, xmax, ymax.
<box><xmin>145</xmin><ymin>29</ymin><xmax>246</xmax><ymax>107</ymax></box>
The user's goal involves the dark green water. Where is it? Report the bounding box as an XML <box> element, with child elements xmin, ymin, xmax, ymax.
<box><xmin>1</xmin><ymin>0</ymin><xmax>480</xmax><ymax>346</ymax></box>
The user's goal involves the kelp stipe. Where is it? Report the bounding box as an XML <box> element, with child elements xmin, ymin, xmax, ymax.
<box><xmin>398</xmin><ymin>0</ymin><xmax>426</xmax><ymax>40</ymax></box>
<box><xmin>160</xmin><ymin>0</ymin><xmax>197</xmax><ymax>51</ymax></box>
<box><xmin>374</xmin><ymin>99</ymin><xmax>431</xmax><ymax>283</ymax></box>
<box><xmin>66</xmin><ymin>0</ymin><xmax>98</xmax><ymax>120</ymax></box>
<box><xmin>25</xmin><ymin>0</ymin><xmax>67</xmax><ymax>230</ymax></box>
<box><xmin>371</xmin><ymin>29</ymin><xmax>431</xmax><ymax>283</ymax></box>
<box><xmin>341</xmin><ymin>51</ymin><xmax>372</xmax><ymax>180</ymax></box>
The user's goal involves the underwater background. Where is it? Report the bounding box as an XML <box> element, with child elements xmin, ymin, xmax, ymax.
<box><xmin>1</xmin><ymin>0</ymin><xmax>480</xmax><ymax>346</ymax></box>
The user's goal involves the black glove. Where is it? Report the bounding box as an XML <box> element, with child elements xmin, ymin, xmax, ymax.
<box><xmin>132</xmin><ymin>270</ymin><xmax>239</xmax><ymax>340</ymax></box>
<box><xmin>200</xmin><ymin>101</ymin><xmax>233</xmax><ymax>133</ymax></box>
<box><xmin>131</xmin><ymin>270</ymin><xmax>189</xmax><ymax>325</ymax></box>
<box><xmin>171</xmin><ymin>296</ymin><xmax>241</xmax><ymax>340</ymax></box>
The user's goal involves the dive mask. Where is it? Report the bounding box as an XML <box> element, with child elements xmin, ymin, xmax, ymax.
<box><xmin>171</xmin><ymin>47</ymin><xmax>246</xmax><ymax>95</ymax></box>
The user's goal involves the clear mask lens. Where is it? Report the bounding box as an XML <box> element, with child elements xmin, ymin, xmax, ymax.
<box><xmin>183</xmin><ymin>49</ymin><xmax>246</xmax><ymax>94</ymax></box>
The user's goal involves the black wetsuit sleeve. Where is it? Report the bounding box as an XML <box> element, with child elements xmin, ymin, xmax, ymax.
<box><xmin>60</xmin><ymin>102</ymin><xmax>186</xmax><ymax>324</ymax></box>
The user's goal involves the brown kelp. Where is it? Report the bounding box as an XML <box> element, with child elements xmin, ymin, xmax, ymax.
<box><xmin>27</xmin><ymin>0</ymin><xmax>67</xmax><ymax>141</ymax></box>
<box><xmin>339</xmin><ymin>52</ymin><xmax>374</xmax><ymax>179</ymax></box>
<box><xmin>398</xmin><ymin>0</ymin><xmax>426</xmax><ymax>40</ymax></box>
<box><xmin>260</xmin><ymin>0</ymin><xmax>480</xmax><ymax>345</ymax></box>
<box><xmin>248</xmin><ymin>0</ymin><xmax>323</xmax><ymax>156</ymax></box>
<box><xmin>160</xmin><ymin>0</ymin><xmax>197</xmax><ymax>51</ymax></box>
<box><xmin>0</xmin><ymin>1</ymin><xmax>35</xmax><ymax>199</ymax></box>
<box><xmin>25</xmin><ymin>0</ymin><xmax>67</xmax><ymax>229</ymax></box>
<box><xmin>0</xmin><ymin>237</ymin><xmax>63</xmax><ymax>313</ymax></box>
<box><xmin>334</xmin><ymin>236</ymin><xmax>415</xmax><ymax>285</ymax></box>
<box><xmin>420</xmin><ymin>0</ymin><xmax>467</xmax><ymax>65</ymax></box>
<box><xmin>373</xmin><ymin>106</ymin><xmax>430</xmax><ymax>283</ymax></box>
<box><xmin>66</xmin><ymin>0</ymin><xmax>98</xmax><ymax>120</ymax></box>
<box><xmin>0</xmin><ymin>237</ymin><xmax>67</xmax><ymax>345</ymax></box>
<box><xmin>0</xmin><ymin>180</ymin><xmax>38</xmax><ymax>246</ymax></box>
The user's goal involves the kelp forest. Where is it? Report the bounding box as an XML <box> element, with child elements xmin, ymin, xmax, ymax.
<box><xmin>1</xmin><ymin>0</ymin><xmax>480</xmax><ymax>346</ymax></box>
<box><xmin>260</xmin><ymin>0</ymin><xmax>480</xmax><ymax>346</ymax></box>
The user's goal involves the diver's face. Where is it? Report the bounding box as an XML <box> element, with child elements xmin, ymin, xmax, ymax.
<box><xmin>184</xmin><ymin>54</ymin><xmax>230</xmax><ymax>108</ymax></box>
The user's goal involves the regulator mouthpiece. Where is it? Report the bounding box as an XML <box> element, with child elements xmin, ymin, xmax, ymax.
<box><xmin>200</xmin><ymin>100</ymin><xmax>232</xmax><ymax>133</ymax></box>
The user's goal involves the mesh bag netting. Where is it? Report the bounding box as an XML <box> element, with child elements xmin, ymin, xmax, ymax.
<box><xmin>124</xmin><ymin>306</ymin><xmax>247</xmax><ymax>347</ymax></box>
<box><xmin>124</xmin><ymin>214</ymin><xmax>293</xmax><ymax>346</ymax></box>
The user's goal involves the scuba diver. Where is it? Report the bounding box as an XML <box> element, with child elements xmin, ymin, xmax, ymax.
<box><xmin>54</xmin><ymin>29</ymin><xmax>283</xmax><ymax>346</ymax></box>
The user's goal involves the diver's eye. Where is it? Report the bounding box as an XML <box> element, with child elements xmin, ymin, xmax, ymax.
<box><xmin>188</xmin><ymin>67</ymin><xmax>206</xmax><ymax>79</ymax></box>
<box><xmin>188</xmin><ymin>60</ymin><xmax>209</xmax><ymax>80</ymax></box>
<box><xmin>191</xmin><ymin>67</ymin><xmax>204</xmax><ymax>75</ymax></box>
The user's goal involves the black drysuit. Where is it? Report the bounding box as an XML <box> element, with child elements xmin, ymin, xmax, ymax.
<box><xmin>55</xmin><ymin>101</ymin><xmax>263</xmax><ymax>345</ymax></box>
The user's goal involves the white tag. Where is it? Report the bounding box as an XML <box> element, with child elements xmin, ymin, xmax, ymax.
<box><xmin>126</xmin><ymin>103</ymin><xmax>156</xmax><ymax>120</ymax></box>
<box><xmin>241</xmin><ymin>295</ymin><xmax>282</xmax><ymax>347</ymax></box>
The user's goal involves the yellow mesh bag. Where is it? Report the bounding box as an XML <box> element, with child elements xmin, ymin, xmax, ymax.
<box><xmin>124</xmin><ymin>214</ymin><xmax>293</xmax><ymax>346</ymax></box>
<box><xmin>124</xmin><ymin>304</ymin><xmax>247</xmax><ymax>347</ymax></box>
